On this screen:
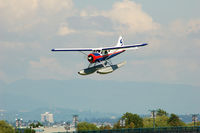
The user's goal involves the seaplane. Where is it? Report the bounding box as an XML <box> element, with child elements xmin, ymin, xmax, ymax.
<box><xmin>51</xmin><ymin>36</ymin><xmax>148</xmax><ymax>75</ymax></box>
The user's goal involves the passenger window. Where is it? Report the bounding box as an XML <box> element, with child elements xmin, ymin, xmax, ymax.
<box><xmin>105</xmin><ymin>51</ymin><xmax>108</xmax><ymax>55</ymax></box>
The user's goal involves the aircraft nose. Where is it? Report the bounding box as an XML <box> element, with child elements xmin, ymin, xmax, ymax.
<box><xmin>87</xmin><ymin>54</ymin><xmax>94</xmax><ymax>63</ymax></box>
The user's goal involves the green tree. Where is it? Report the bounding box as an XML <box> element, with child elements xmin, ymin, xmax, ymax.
<box><xmin>113</xmin><ymin>121</ymin><xmax>121</xmax><ymax>129</ymax></box>
<box><xmin>156</xmin><ymin>109</ymin><xmax>168</xmax><ymax>116</ymax></box>
<box><xmin>29</xmin><ymin>123</ymin><xmax>36</xmax><ymax>128</ymax></box>
<box><xmin>167</xmin><ymin>114</ymin><xmax>185</xmax><ymax>127</ymax></box>
<box><xmin>129</xmin><ymin>122</ymin><xmax>135</xmax><ymax>128</ymax></box>
<box><xmin>99</xmin><ymin>125</ymin><xmax>104</xmax><ymax>130</ymax></box>
<box><xmin>29</xmin><ymin>122</ymin><xmax>43</xmax><ymax>128</ymax></box>
<box><xmin>15</xmin><ymin>128</ymin><xmax>35</xmax><ymax>133</ymax></box>
<box><xmin>122</xmin><ymin>112</ymin><xmax>143</xmax><ymax>128</ymax></box>
<box><xmin>24</xmin><ymin>128</ymin><xmax>35</xmax><ymax>133</ymax></box>
<box><xmin>187</xmin><ymin>121</ymin><xmax>200</xmax><ymax>126</ymax></box>
<box><xmin>144</xmin><ymin>115</ymin><xmax>169</xmax><ymax>128</ymax></box>
<box><xmin>0</xmin><ymin>120</ymin><xmax>14</xmax><ymax>133</ymax></box>
<box><xmin>143</xmin><ymin>117</ymin><xmax>153</xmax><ymax>128</ymax></box>
<box><xmin>77</xmin><ymin>122</ymin><xmax>99</xmax><ymax>131</ymax></box>
<box><xmin>99</xmin><ymin>125</ymin><xmax>111</xmax><ymax>130</ymax></box>
<box><xmin>35</xmin><ymin>122</ymin><xmax>43</xmax><ymax>127</ymax></box>
<box><xmin>155</xmin><ymin>115</ymin><xmax>169</xmax><ymax>127</ymax></box>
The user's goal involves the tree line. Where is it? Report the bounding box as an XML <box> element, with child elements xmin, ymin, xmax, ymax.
<box><xmin>78</xmin><ymin>109</ymin><xmax>199</xmax><ymax>131</ymax></box>
<box><xmin>0</xmin><ymin>120</ymin><xmax>35</xmax><ymax>133</ymax></box>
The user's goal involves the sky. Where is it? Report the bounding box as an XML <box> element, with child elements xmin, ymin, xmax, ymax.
<box><xmin>0</xmin><ymin>0</ymin><xmax>200</xmax><ymax>115</ymax></box>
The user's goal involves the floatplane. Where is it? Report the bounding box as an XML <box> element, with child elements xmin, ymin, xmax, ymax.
<box><xmin>51</xmin><ymin>36</ymin><xmax>148</xmax><ymax>75</ymax></box>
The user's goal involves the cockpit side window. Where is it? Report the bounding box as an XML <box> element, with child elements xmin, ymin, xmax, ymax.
<box><xmin>101</xmin><ymin>50</ymin><xmax>108</xmax><ymax>55</ymax></box>
<box><xmin>104</xmin><ymin>50</ymin><xmax>108</xmax><ymax>55</ymax></box>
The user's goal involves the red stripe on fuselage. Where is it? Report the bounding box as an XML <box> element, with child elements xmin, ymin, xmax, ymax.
<box><xmin>88</xmin><ymin>50</ymin><xmax>125</xmax><ymax>63</ymax></box>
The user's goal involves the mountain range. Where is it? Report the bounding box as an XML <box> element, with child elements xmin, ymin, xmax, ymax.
<box><xmin>0</xmin><ymin>79</ymin><xmax>199</xmax><ymax>122</ymax></box>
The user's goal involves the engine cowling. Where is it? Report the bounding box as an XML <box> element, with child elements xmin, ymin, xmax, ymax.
<box><xmin>87</xmin><ymin>54</ymin><xmax>95</xmax><ymax>63</ymax></box>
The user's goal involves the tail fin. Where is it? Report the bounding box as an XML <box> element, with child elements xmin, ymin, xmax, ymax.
<box><xmin>116</xmin><ymin>36</ymin><xmax>124</xmax><ymax>47</ymax></box>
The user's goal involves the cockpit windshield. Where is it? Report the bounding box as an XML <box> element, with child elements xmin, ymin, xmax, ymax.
<box><xmin>93</xmin><ymin>50</ymin><xmax>101</xmax><ymax>53</ymax></box>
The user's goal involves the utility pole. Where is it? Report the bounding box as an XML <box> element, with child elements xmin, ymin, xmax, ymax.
<box><xmin>73</xmin><ymin>115</ymin><xmax>78</xmax><ymax>132</ymax></box>
<box><xmin>192</xmin><ymin>114</ymin><xmax>198</xmax><ymax>127</ymax></box>
<box><xmin>149</xmin><ymin>110</ymin><xmax>156</xmax><ymax>128</ymax></box>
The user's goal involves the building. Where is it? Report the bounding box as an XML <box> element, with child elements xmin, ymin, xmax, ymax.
<box><xmin>72</xmin><ymin>115</ymin><xmax>78</xmax><ymax>128</ymax></box>
<box><xmin>41</xmin><ymin>112</ymin><xmax>54</xmax><ymax>123</ymax></box>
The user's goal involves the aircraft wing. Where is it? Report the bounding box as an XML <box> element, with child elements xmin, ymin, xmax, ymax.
<box><xmin>102</xmin><ymin>43</ymin><xmax>148</xmax><ymax>50</ymax></box>
<box><xmin>51</xmin><ymin>48</ymin><xmax>93</xmax><ymax>52</ymax></box>
<box><xmin>51</xmin><ymin>43</ymin><xmax>148</xmax><ymax>52</ymax></box>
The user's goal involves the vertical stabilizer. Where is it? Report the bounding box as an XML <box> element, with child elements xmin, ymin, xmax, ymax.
<box><xmin>116</xmin><ymin>36</ymin><xmax>124</xmax><ymax>47</ymax></box>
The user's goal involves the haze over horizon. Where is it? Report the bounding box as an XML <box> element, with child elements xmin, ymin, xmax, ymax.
<box><xmin>0</xmin><ymin>0</ymin><xmax>200</xmax><ymax>116</ymax></box>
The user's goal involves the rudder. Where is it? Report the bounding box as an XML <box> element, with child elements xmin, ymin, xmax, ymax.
<box><xmin>116</xmin><ymin>36</ymin><xmax>124</xmax><ymax>47</ymax></box>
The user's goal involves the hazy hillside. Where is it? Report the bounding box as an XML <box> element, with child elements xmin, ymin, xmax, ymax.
<box><xmin>0</xmin><ymin>79</ymin><xmax>199</xmax><ymax>122</ymax></box>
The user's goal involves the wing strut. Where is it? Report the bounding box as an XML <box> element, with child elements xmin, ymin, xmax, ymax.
<box><xmin>79</xmin><ymin>51</ymin><xmax>88</xmax><ymax>56</ymax></box>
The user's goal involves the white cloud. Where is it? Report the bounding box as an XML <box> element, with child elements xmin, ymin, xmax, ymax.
<box><xmin>0</xmin><ymin>0</ymin><xmax>38</xmax><ymax>20</ymax></box>
<box><xmin>0</xmin><ymin>41</ymin><xmax>42</xmax><ymax>54</ymax></box>
<box><xmin>0</xmin><ymin>41</ymin><xmax>43</xmax><ymax>83</ymax></box>
<box><xmin>95</xmin><ymin>31</ymin><xmax>114</xmax><ymax>36</ymax></box>
<box><xmin>78</xmin><ymin>0</ymin><xmax>159</xmax><ymax>34</ymax></box>
<box><xmin>170</xmin><ymin>19</ymin><xmax>200</xmax><ymax>36</ymax></box>
<box><xmin>80</xmin><ymin>10</ymin><xmax>88</xmax><ymax>17</ymax></box>
<box><xmin>0</xmin><ymin>41</ymin><xmax>25</xmax><ymax>49</ymax></box>
<box><xmin>57</xmin><ymin>23</ymin><xmax>76</xmax><ymax>36</ymax></box>
<box><xmin>79</xmin><ymin>8</ymin><xmax>100</xmax><ymax>17</ymax></box>
<box><xmin>0</xmin><ymin>0</ymin><xmax>74</xmax><ymax>32</ymax></box>
<box><xmin>27</xmin><ymin>57</ymin><xmax>73</xmax><ymax>80</ymax></box>
<box><xmin>40</xmin><ymin>0</ymin><xmax>73</xmax><ymax>13</ymax></box>
<box><xmin>103</xmin><ymin>0</ymin><xmax>159</xmax><ymax>33</ymax></box>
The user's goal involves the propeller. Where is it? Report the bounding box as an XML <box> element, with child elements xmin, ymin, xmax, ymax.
<box><xmin>79</xmin><ymin>51</ymin><xmax>89</xmax><ymax>64</ymax></box>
